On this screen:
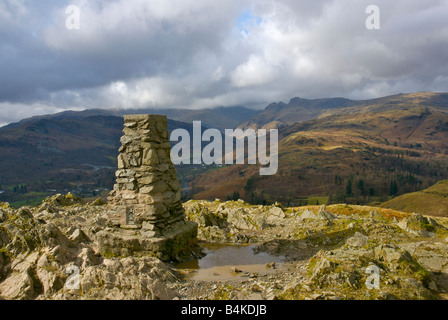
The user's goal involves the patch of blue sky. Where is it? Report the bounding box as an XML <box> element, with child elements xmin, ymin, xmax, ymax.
<box><xmin>237</xmin><ymin>8</ymin><xmax>262</xmax><ymax>35</ymax></box>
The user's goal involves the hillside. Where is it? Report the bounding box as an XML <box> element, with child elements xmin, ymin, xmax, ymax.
<box><xmin>3</xmin><ymin>92</ymin><xmax>448</xmax><ymax>209</ymax></box>
<box><xmin>238</xmin><ymin>96</ymin><xmax>360</xmax><ymax>129</ymax></box>
<box><xmin>381</xmin><ymin>180</ymin><xmax>448</xmax><ymax>217</ymax></box>
<box><xmin>239</xmin><ymin>92</ymin><xmax>448</xmax><ymax>129</ymax></box>
<box><xmin>0</xmin><ymin>115</ymin><xmax>123</xmax><ymax>192</ymax></box>
<box><xmin>151</xmin><ymin>106</ymin><xmax>259</xmax><ymax>132</ymax></box>
<box><xmin>4</xmin><ymin>105</ymin><xmax>259</xmax><ymax>133</ymax></box>
<box><xmin>0</xmin><ymin>115</ymin><xmax>210</xmax><ymax>205</ymax></box>
<box><xmin>190</xmin><ymin>92</ymin><xmax>448</xmax><ymax>210</ymax></box>
<box><xmin>0</xmin><ymin>104</ymin><xmax>257</xmax><ymax>206</ymax></box>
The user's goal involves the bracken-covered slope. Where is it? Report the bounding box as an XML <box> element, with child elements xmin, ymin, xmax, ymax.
<box><xmin>191</xmin><ymin>92</ymin><xmax>448</xmax><ymax>210</ymax></box>
<box><xmin>0</xmin><ymin>115</ymin><xmax>197</xmax><ymax>204</ymax></box>
<box><xmin>380</xmin><ymin>180</ymin><xmax>448</xmax><ymax>217</ymax></box>
<box><xmin>2</xmin><ymin>92</ymin><xmax>448</xmax><ymax>208</ymax></box>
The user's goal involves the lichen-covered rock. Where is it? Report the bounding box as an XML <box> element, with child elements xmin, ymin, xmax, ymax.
<box><xmin>79</xmin><ymin>257</ymin><xmax>179</xmax><ymax>300</ymax></box>
<box><xmin>292</xmin><ymin>243</ymin><xmax>434</xmax><ymax>300</ymax></box>
<box><xmin>317</xmin><ymin>205</ymin><xmax>337</xmax><ymax>221</ymax></box>
<box><xmin>2</xmin><ymin>196</ymin><xmax>448</xmax><ymax>300</ymax></box>
<box><xmin>227</xmin><ymin>208</ymin><xmax>266</xmax><ymax>230</ymax></box>
<box><xmin>265</xmin><ymin>207</ymin><xmax>286</xmax><ymax>226</ymax></box>
<box><xmin>346</xmin><ymin>232</ymin><xmax>369</xmax><ymax>248</ymax></box>
<box><xmin>185</xmin><ymin>203</ymin><xmax>227</xmax><ymax>228</ymax></box>
<box><xmin>90</xmin><ymin>198</ymin><xmax>105</xmax><ymax>206</ymax></box>
<box><xmin>69</xmin><ymin>229</ymin><xmax>91</xmax><ymax>243</ymax></box>
<box><xmin>41</xmin><ymin>193</ymin><xmax>84</xmax><ymax>207</ymax></box>
<box><xmin>397</xmin><ymin>213</ymin><xmax>445</xmax><ymax>237</ymax></box>
<box><xmin>0</xmin><ymin>201</ymin><xmax>187</xmax><ymax>300</ymax></box>
<box><xmin>301</xmin><ymin>209</ymin><xmax>317</xmax><ymax>219</ymax></box>
<box><xmin>374</xmin><ymin>244</ymin><xmax>413</xmax><ymax>268</ymax></box>
<box><xmin>0</xmin><ymin>271</ymin><xmax>34</xmax><ymax>300</ymax></box>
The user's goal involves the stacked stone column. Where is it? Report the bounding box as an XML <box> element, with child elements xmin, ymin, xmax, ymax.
<box><xmin>107</xmin><ymin>114</ymin><xmax>185</xmax><ymax>236</ymax></box>
<box><xmin>99</xmin><ymin>114</ymin><xmax>197</xmax><ymax>261</ymax></box>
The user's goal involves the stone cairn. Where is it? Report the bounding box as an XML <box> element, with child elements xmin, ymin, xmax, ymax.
<box><xmin>98</xmin><ymin>114</ymin><xmax>197</xmax><ymax>261</ymax></box>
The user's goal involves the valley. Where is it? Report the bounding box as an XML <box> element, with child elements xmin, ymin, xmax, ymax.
<box><xmin>2</xmin><ymin>92</ymin><xmax>448</xmax><ymax>215</ymax></box>
<box><xmin>190</xmin><ymin>92</ymin><xmax>448</xmax><ymax>210</ymax></box>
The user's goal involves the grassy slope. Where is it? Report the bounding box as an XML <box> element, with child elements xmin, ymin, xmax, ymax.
<box><xmin>190</xmin><ymin>92</ymin><xmax>448</xmax><ymax>205</ymax></box>
<box><xmin>381</xmin><ymin>180</ymin><xmax>448</xmax><ymax>217</ymax></box>
<box><xmin>0</xmin><ymin>116</ymin><xmax>200</xmax><ymax>203</ymax></box>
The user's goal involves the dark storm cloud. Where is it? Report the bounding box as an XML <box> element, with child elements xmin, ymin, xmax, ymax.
<box><xmin>1</xmin><ymin>0</ymin><xmax>448</xmax><ymax>125</ymax></box>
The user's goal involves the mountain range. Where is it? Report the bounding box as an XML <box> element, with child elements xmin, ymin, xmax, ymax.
<box><xmin>2</xmin><ymin>92</ymin><xmax>448</xmax><ymax>213</ymax></box>
<box><xmin>0</xmin><ymin>105</ymin><xmax>252</xmax><ymax>206</ymax></box>
<box><xmin>190</xmin><ymin>92</ymin><xmax>448</xmax><ymax>209</ymax></box>
<box><xmin>5</xmin><ymin>105</ymin><xmax>258</xmax><ymax>133</ymax></box>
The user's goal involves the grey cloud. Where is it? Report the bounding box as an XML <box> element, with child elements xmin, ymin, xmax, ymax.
<box><xmin>1</xmin><ymin>0</ymin><xmax>448</xmax><ymax>125</ymax></box>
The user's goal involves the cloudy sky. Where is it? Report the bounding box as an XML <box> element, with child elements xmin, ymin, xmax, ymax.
<box><xmin>1</xmin><ymin>0</ymin><xmax>448</xmax><ymax>126</ymax></box>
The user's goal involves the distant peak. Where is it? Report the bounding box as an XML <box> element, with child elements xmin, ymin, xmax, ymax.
<box><xmin>289</xmin><ymin>97</ymin><xmax>304</xmax><ymax>103</ymax></box>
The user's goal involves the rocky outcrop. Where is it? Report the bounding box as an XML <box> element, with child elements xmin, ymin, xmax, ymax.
<box><xmin>185</xmin><ymin>201</ymin><xmax>293</xmax><ymax>242</ymax></box>
<box><xmin>346</xmin><ymin>232</ymin><xmax>369</xmax><ymax>248</ymax></box>
<box><xmin>0</xmin><ymin>200</ymin><xmax>182</xmax><ymax>300</ymax></box>
<box><xmin>38</xmin><ymin>193</ymin><xmax>84</xmax><ymax>208</ymax></box>
<box><xmin>68</xmin><ymin>256</ymin><xmax>179</xmax><ymax>300</ymax></box>
<box><xmin>301</xmin><ymin>209</ymin><xmax>317</xmax><ymax>219</ymax></box>
<box><xmin>317</xmin><ymin>205</ymin><xmax>337</xmax><ymax>221</ymax></box>
<box><xmin>186</xmin><ymin>201</ymin><xmax>288</xmax><ymax>230</ymax></box>
<box><xmin>294</xmin><ymin>242</ymin><xmax>434</xmax><ymax>300</ymax></box>
<box><xmin>301</xmin><ymin>205</ymin><xmax>336</xmax><ymax>221</ymax></box>
<box><xmin>0</xmin><ymin>206</ymin><xmax>89</xmax><ymax>299</ymax></box>
<box><xmin>181</xmin><ymin>201</ymin><xmax>448</xmax><ymax>300</ymax></box>
<box><xmin>2</xmin><ymin>193</ymin><xmax>448</xmax><ymax>300</ymax></box>
<box><xmin>397</xmin><ymin>213</ymin><xmax>446</xmax><ymax>237</ymax></box>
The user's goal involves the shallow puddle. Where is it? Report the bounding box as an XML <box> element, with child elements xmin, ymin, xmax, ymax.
<box><xmin>176</xmin><ymin>243</ymin><xmax>285</xmax><ymax>281</ymax></box>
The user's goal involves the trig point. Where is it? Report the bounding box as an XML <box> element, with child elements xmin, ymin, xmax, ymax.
<box><xmin>97</xmin><ymin>114</ymin><xmax>198</xmax><ymax>261</ymax></box>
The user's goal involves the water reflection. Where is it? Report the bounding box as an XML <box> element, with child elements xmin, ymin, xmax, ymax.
<box><xmin>177</xmin><ymin>243</ymin><xmax>284</xmax><ymax>281</ymax></box>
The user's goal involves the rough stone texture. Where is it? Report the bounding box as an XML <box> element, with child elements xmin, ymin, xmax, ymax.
<box><xmin>98</xmin><ymin>115</ymin><xmax>197</xmax><ymax>261</ymax></box>
<box><xmin>3</xmin><ymin>196</ymin><xmax>448</xmax><ymax>300</ymax></box>
<box><xmin>0</xmin><ymin>272</ymin><xmax>34</xmax><ymax>300</ymax></box>
<box><xmin>301</xmin><ymin>209</ymin><xmax>317</xmax><ymax>219</ymax></box>
<box><xmin>78</xmin><ymin>257</ymin><xmax>179</xmax><ymax>300</ymax></box>
<box><xmin>317</xmin><ymin>205</ymin><xmax>337</xmax><ymax>220</ymax></box>
<box><xmin>97</xmin><ymin>221</ymin><xmax>198</xmax><ymax>261</ymax></box>
<box><xmin>346</xmin><ymin>232</ymin><xmax>369</xmax><ymax>248</ymax></box>
<box><xmin>397</xmin><ymin>213</ymin><xmax>445</xmax><ymax>237</ymax></box>
<box><xmin>107</xmin><ymin>115</ymin><xmax>184</xmax><ymax>231</ymax></box>
<box><xmin>265</xmin><ymin>207</ymin><xmax>286</xmax><ymax>226</ymax></box>
<box><xmin>300</xmin><ymin>206</ymin><xmax>337</xmax><ymax>221</ymax></box>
